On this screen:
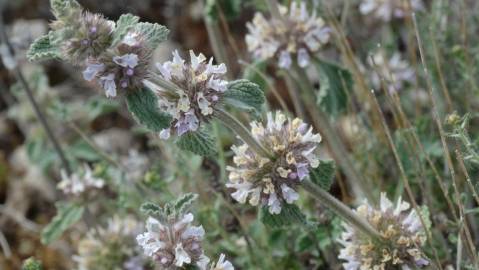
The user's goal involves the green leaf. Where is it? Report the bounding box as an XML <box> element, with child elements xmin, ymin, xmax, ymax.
<box><xmin>22</xmin><ymin>258</ymin><xmax>43</xmax><ymax>270</ymax></box>
<box><xmin>309</xmin><ymin>160</ymin><xmax>336</xmax><ymax>191</ymax></box>
<box><xmin>112</xmin><ymin>14</ymin><xmax>140</xmax><ymax>46</ymax></box>
<box><xmin>140</xmin><ymin>202</ymin><xmax>162</xmax><ymax>216</ymax></box>
<box><xmin>315</xmin><ymin>59</ymin><xmax>353</xmax><ymax>117</ymax></box>
<box><xmin>205</xmin><ymin>0</ymin><xmax>242</xmax><ymax>22</ymax></box>
<box><xmin>242</xmin><ymin>60</ymin><xmax>268</xmax><ymax>93</ymax></box>
<box><xmin>260</xmin><ymin>204</ymin><xmax>307</xmax><ymax>228</ymax></box>
<box><xmin>174</xmin><ymin>193</ymin><xmax>198</xmax><ymax>215</ymax></box>
<box><xmin>134</xmin><ymin>22</ymin><xmax>169</xmax><ymax>49</ymax></box>
<box><xmin>41</xmin><ymin>202</ymin><xmax>84</xmax><ymax>244</ymax></box>
<box><xmin>50</xmin><ymin>0</ymin><xmax>81</xmax><ymax>18</ymax></box>
<box><xmin>27</xmin><ymin>34</ymin><xmax>61</xmax><ymax>62</ymax></box>
<box><xmin>419</xmin><ymin>206</ymin><xmax>432</xmax><ymax>231</ymax></box>
<box><xmin>126</xmin><ymin>88</ymin><xmax>172</xmax><ymax>132</ymax></box>
<box><xmin>68</xmin><ymin>140</ymin><xmax>100</xmax><ymax>162</ymax></box>
<box><xmin>176</xmin><ymin>129</ymin><xmax>217</xmax><ymax>157</ymax></box>
<box><xmin>223</xmin><ymin>79</ymin><xmax>265</xmax><ymax>115</ymax></box>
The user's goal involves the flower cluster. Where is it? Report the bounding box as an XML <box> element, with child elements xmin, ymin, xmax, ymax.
<box><xmin>136</xmin><ymin>212</ymin><xmax>209</xmax><ymax>269</ymax></box>
<box><xmin>57</xmin><ymin>164</ymin><xmax>105</xmax><ymax>196</ymax></box>
<box><xmin>338</xmin><ymin>193</ymin><xmax>429</xmax><ymax>270</ymax></box>
<box><xmin>49</xmin><ymin>4</ymin><xmax>151</xmax><ymax>98</ymax></box>
<box><xmin>74</xmin><ymin>216</ymin><xmax>149</xmax><ymax>270</ymax></box>
<box><xmin>60</xmin><ymin>11</ymin><xmax>115</xmax><ymax>64</ymax></box>
<box><xmin>359</xmin><ymin>0</ymin><xmax>424</xmax><ymax>21</ymax></box>
<box><xmin>368</xmin><ymin>51</ymin><xmax>415</xmax><ymax>93</ymax></box>
<box><xmin>153</xmin><ymin>50</ymin><xmax>228</xmax><ymax>139</ymax></box>
<box><xmin>226</xmin><ymin>111</ymin><xmax>321</xmax><ymax>214</ymax></box>
<box><xmin>82</xmin><ymin>31</ymin><xmax>151</xmax><ymax>98</ymax></box>
<box><xmin>245</xmin><ymin>2</ymin><xmax>330</xmax><ymax>69</ymax></box>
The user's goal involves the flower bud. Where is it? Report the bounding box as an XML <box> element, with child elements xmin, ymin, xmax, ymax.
<box><xmin>226</xmin><ymin>111</ymin><xmax>321</xmax><ymax>214</ymax></box>
<box><xmin>63</xmin><ymin>11</ymin><xmax>115</xmax><ymax>64</ymax></box>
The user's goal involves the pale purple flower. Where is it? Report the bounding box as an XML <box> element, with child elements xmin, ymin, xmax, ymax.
<box><xmin>82</xmin><ymin>63</ymin><xmax>105</xmax><ymax>81</ymax></box>
<box><xmin>360</xmin><ymin>0</ymin><xmax>424</xmax><ymax>21</ymax></box>
<box><xmin>245</xmin><ymin>2</ymin><xmax>330</xmax><ymax>69</ymax></box>
<box><xmin>338</xmin><ymin>193</ymin><xmax>429</xmax><ymax>269</ymax></box>
<box><xmin>99</xmin><ymin>73</ymin><xmax>117</xmax><ymax>97</ymax></box>
<box><xmin>226</xmin><ymin>111</ymin><xmax>322</xmax><ymax>214</ymax></box>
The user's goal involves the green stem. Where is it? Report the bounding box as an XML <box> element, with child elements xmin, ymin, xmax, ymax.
<box><xmin>289</xmin><ymin>63</ymin><xmax>372</xmax><ymax>202</ymax></box>
<box><xmin>302</xmin><ymin>179</ymin><xmax>382</xmax><ymax>241</ymax></box>
<box><xmin>203</xmin><ymin>16</ymin><xmax>233</xmax><ymax>80</ymax></box>
<box><xmin>213</xmin><ymin>109</ymin><xmax>273</xmax><ymax>159</ymax></box>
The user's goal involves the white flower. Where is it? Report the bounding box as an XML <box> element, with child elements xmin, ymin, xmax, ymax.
<box><xmin>210</xmin><ymin>254</ymin><xmax>234</xmax><ymax>270</ymax></box>
<box><xmin>226</xmin><ymin>111</ymin><xmax>321</xmax><ymax>214</ymax></box>
<box><xmin>136</xmin><ymin>213</ymin><xmax>208</xmax><ymax>269</ymax></box>
<box><xmin>82</xmin><ymin>63</ymin><xmax>105</xmax><ymax>81</ymax></box>
<box><xmin>245</xmin><ymin>2</ymin><xmax>330</xmax><ymax>69</ymax></box>
<box><xmin>153</xmin><ymin>50</ymin><xmax>229</xmax><ymax>138</ymax></box>
<box><xmin>74</xmin><ymin>216</ymin><xmax>144</xmax><ymax>270</ymax></box>
<box><xmin>57</xmin><ymin>164</ymin><xmax>105</xmax><ymax>196</ymax></box>
<box><xmin>113</xmin><ymin>53</ymin><xmax>139</xmax><ymax>68</ymax></box>
<box><xmin>359</xmin><ymin>0</ymin><xmax>424</xmax><ymax>21</ymax></box>
<box><xmin>99</xmin><ymin>73</ymin><xmax>117</xmax><ymax>97</ymax></box>
<box><xmin>368</xmin><ymin>51</ymin><xmax>415</xmax><ymax>93</ymax></box>
<box><xmin>338</xmin><ymin>193</ymin><xmax>429</xmax><ymax>270</ymax></box>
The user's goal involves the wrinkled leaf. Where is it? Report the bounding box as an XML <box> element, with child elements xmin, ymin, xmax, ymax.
<box><xmin>134</xmin><ymin>22</ymin><xmax>169</xmax><ymax>49</ymax></box>
<box><xmin>41</xmin><ymin>202</ymin><xmax>84</xmax><ymax>244</ymax></box>
<box><xmin>309</xmin><ymin>160</ymin><xmax>336</xmax><ymax>191</ymax></box>
<box><xmin>126</xmin><ymin>88</ymin><xmax>172</xmax><ymax>132</ymax></box>
<box><xmin>315</xmin><ymin>59</ymin><xmax>353</xmax><ymax>117</ymax></box>
<box><xmin>223</xmin><ymin>79</ymin><xmax>265</xmax><ymax>115</ymax></box>
<box><xmin>50</xmin><ymin>0</ymin><xmax>80</xmax><ymax>18</ymax></box>
<box><xmin>112</xmin><ymin>14</ymin><xmax>140</xmax><ymax>45</ymax></box>
<box><xmin>176</xmin><ymin>129</ymin><xmax>217</xmax><ymax>157</ymax></box>
<box><xmin>140</xmin><ymin>202</ymin><xmax>162</xmax><ymax>216</ymax></box>
<box><xmin>27</xmin><ymin>34</ymin><xmax>61</xmax><ymax>62</ymax></box>
<box><xmin>260</xmin><ymin>204</ymin><xmax>307</xmax><ymax>228</ymax></box>
<box><xmin>174</xmin><ymin>193</ymin><xmax>198</xmax><ymax>215</ymax></box>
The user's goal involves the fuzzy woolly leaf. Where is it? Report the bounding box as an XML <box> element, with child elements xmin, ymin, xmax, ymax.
<box><xmin>309</xmin><ymin>160</ymin><xmax>336</xmax><ymax>191</ymax></box>
<box><xmin>41</xmin><ymin>202</ymin><xmax>84</xmax><ymax>244</ymax></box>
<box><xmin>134</xmin><ymin>22</ymin><xmax>169</xmax><ymax>49</ymax></box>
<box><xmin>260</xmin><ymin>204</ymin><xmax>307</xmax><ymax>228</ymax></box>
<box><xmin>50</xmin><ymin>0</ymin><xmax>80</xmax><ymax>18</ymax></box>
<box><xmin>126</xmin><ymin>88</ymin><xmax>172</xmax><ymax>132</ymax></box>
<box><xmin>27</xmin><ymin>34</ymin><xmax>61</xmax><ymax>62</ymax></box>
<box><xmin>22</xmin><ymin>258</ymin><xmax>43</xmax><ymax>270</ymax></box>
<box><xmin>315</xmin><ymin>59</ymin><xmax>353</xmax><ymax>117</ymax></box>
<box><xmin>224</xmin><ymin>79</ymin><xmax>265</xmax><ymax>115</ymax></box>
<box><xmin>419</xmin><ymin>206</ymin><xmax>432</xmax><ymax>231</ymax></box>
<box><xmin>176</xmin><ymin>129</ymin><xmax>217</xmax><ymax>157</ymax></box>
<box><xmin>112</xmin><ymin>14</ymin><xmax>140</xmax><ymax>46</ymax></box>
<box><xmin>140</xmin><ymin>202</ymin><xmax>162</xmax><ymax>216</ymax></box>
<box><xmin>174</xmin><ymin>193</ymin><xmax>198</xmax><ymax>215</ymax></box>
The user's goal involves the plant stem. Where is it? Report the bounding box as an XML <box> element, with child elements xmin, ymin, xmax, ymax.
<box><xmin>213</xmin><ymin>109</ymin><xmax>273</xmax><ymax>159</ymax></box>
<box><xmin>289</xmin><ymin>63</ymin><xmax>371</xmax><ymax>202</ymax></box>
<box><xmin>302</xmin><ymin>179</ymin><xmax>382</xmax><ymax>241</ymax></box>
<box><xmin>203</xmin><ymin>15</ymin><xmax>233</xmax><ymax>80</ymax></box>
<box><xmin>0</xmin><ymin>15</ymin><xmax>72</xmax><ymax>175</ymax></box>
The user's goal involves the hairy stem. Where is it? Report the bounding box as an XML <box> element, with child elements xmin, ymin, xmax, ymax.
<box><xmin>0</xmin><ymin>15</ymin><xmax>71</xmax><ymax>175</ymax></box>
<box><xmin>213</xmin><ymin>109</ymin><xmax>273</xmax><ymax>159</ymax></box>
<box><xmin>302</xmin><ymin>179</ymin><xmax>382</xmax><ymax>241</ymax></box>
<box><xmin>289</xmin><ymin>63</ymin><xmax>371</xmax><ymax>202</ymax></box>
